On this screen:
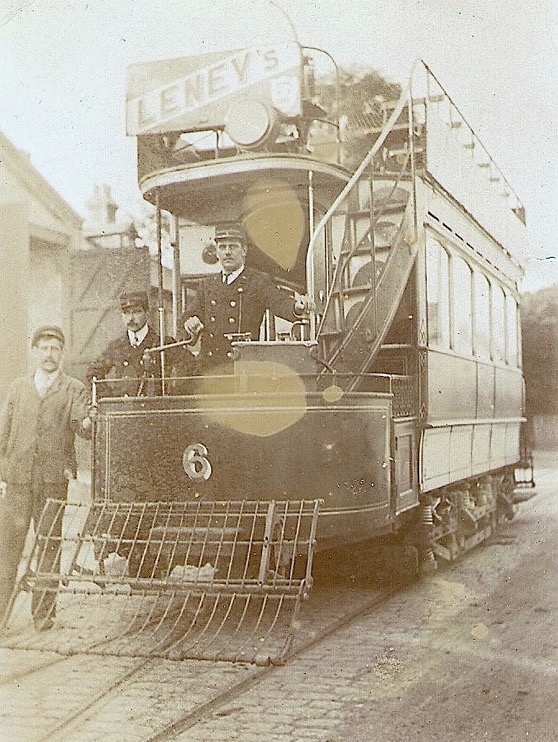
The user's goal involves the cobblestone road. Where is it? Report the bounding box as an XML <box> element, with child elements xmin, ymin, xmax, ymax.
<box><xmin>0</xmin><ymin>454</ymin><xmax>556</xmax><ymax>742</ymax></box>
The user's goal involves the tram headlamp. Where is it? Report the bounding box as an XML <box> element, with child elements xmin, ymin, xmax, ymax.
<box><xmin>225</xmin><ymin>99</ymin><xmax>277</xmax><ymax>149</ymax></box>
<box><xmin>202</xmin><ymin>242</ymin><xmax>218</xmax><ymax>265</ymax></box>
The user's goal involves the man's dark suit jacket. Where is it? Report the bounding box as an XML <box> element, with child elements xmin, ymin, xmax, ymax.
<box><xmin>86</xmin><ymin>327</ymin><xmax>194</xmax><ymax>397</ymax></box>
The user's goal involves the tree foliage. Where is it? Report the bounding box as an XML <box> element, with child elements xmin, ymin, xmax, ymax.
<box><xmin>315</xmin><ymin>65</ymin><xmax>403</xmax><ymax>170</ymax></box>
<box><xmin>521</xmin><ymin>285</ymin><xmax>558</xmax><ymax>415</ymax></box>
<box><xmin>316</xmin><ymin>65</ymin><xmax>402</xmax><ymax>121</ymax></box>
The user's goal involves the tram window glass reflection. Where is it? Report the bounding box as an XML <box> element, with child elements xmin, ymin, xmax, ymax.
<box><xmin>491</xmin><ymin>285</ymin><xmax>506</xmax><ymax>363</ymax></box>
<box><xmin>451</xmin><ymin>256</ymin><xmax>473</xmax><ymax>356</ymax></box>
<box><xmin>473</xmin><ymin>271</ymin><xmax>491</xmax><ymax>360</ymax></box>
<box><xmin>506</xmin><ymin>293</ymin><xmax>519</xmax><ymax>366</ymax></box>
<box><xmin>426</xmin><ymin>237</ymin><xmax>450</xmax><ymax>348</ymax></box>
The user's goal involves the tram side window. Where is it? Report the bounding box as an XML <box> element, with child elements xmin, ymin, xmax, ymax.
<box><xmin>473</xmin><ymin>271</ymin><xmax>491</xmax><ymax>360</ymax></box>
<box><xmin>451</xmin><ymin>256</ymin><xmax>473</xmax><ymax>356</ymax></box>
<box><xmin>506</xmin><ymin>293</ymin><xmax>520</xmax><ymax>366</ymax></box>
<box><xmin>491</xmin><ymin>285</ymin><xmax>506</xmax><ymax>363</ymax></box>
<box><xmin>426</xmin><ymin>237</ymin><xmax>450</xmax><ymax>348</ymax></box>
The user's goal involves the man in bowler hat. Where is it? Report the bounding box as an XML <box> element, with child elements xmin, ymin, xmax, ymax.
<box><xmin>0</xmin><ymin>326</ymin><xmax>91</xmax><ymax>630</ymax></box>
<box><xmin>181</xmin><ymin>224</ymin><xmax>312</xmax><ymax>370</ymax></box>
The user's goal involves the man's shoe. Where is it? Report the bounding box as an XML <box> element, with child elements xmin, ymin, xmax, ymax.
<box><xmin>34</xmin><ymin>616</ymin><xmax>54</xmax><ymax>632</ymax></box>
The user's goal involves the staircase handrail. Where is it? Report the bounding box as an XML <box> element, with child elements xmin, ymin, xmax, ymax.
<box><xmin>305</xmin><ymin>60</ymin><xmax>419</xmax><ymax>341</ymax></box>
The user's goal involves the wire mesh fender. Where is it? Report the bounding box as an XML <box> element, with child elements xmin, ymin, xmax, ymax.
<box><xmin>1</xmin><ymin>497</ymin><xmax>322</xmax><ymax>664</ymax></box>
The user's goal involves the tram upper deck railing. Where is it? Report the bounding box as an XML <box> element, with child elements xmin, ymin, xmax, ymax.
<box><xmin>416</xmin><ymin>63</ymin><xmax>528</xmax><ymax>267</ymax></box>
<box><xmin>306</xmin><ymin>61</ymin><xmax>528</xmax><ymax>320</ymax></box>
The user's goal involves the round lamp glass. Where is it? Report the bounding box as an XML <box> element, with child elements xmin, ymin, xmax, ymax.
<box><xmin>225</xmin><ymin>99</ymin><xmax>273</xmax><ymax>147</ymax></box>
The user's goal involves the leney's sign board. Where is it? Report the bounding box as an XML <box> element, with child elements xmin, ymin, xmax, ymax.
<box><xmin>126</xmin><ymin>44</ymin><xmax>302</xmax><ymax>136</ymax></box>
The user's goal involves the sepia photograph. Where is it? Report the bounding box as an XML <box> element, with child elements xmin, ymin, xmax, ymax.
<box><xmin>0</xmin><ymin>0</ymin><xmax>556</xmax><ymax>739</ymax></box>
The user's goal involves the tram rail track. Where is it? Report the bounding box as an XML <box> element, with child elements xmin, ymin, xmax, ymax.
<box><xmin>4</xmin><ymin>573</ymin><xmax>398</xmax><ymax>742</ymax></box>
<box><xmin>42</xmin><ymin>655</ymin><xmax>157</xmax><ymax>741</ymax></box>
<box><xmin>0</xmin><ymin>600</ymin><xmax>193</xmax><ymax>689</ymax></box>
<box><xmin>2</xmin><ymin>513</ymin><xmax>522</xmax><ymax>742</ymax></box>
<box><xmin>140</xmin><ymin>586</ymin><xmax>396</xmax><ymax>742</ymax></box>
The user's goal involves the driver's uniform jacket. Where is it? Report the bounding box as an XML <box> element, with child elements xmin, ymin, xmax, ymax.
<box><xmin>86</xmin><ymin>327</ymin><xmax>194</xmax><ymax>397</ymax></box>
<box><xmin>181</xmin><ymin>267</ymin><xmax>299</xmax><ymax>369</ymax></box>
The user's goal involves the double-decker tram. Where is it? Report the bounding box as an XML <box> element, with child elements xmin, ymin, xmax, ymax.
<box><xmin>4</xmin><ymin>36</ymin><xmax>535</xmax><ymax>664</ymax></box>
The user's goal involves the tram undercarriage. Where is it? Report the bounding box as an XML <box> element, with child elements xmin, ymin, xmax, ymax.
<box><xmin>422</xmin><ymin>469</ymin><xmax>535</xmax><ymax>568</ymax></box>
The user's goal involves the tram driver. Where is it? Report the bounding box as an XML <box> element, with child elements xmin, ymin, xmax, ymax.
<box><xmin>181</xmin><ymin>224</ymin><xmax>312</xmax><ymax>370</ymax></box>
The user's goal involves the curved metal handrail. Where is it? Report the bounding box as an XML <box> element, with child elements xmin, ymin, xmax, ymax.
<box><xmin>305</xmin><ymin>60</ymin><xmax>420</xmax><ymax>341</ymax></box>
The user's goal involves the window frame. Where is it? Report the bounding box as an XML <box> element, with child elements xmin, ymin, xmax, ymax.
<box><xmin>450</xmin><ymin>254</ymin><xmax>473</xmax><ymax>357</ymax></box>
<box><xmin>425</xmin><ymin>236</ymin><xmax>451</xmax><ymax>350</ymax></box>
<box><xmin>491</xmin><ymin>283</ymin><xmax>507</xmax><ymax>364</ymax></box>
<box><xmin>473</xmin><ymin>269</ymin><xmax>492</xmax><ymax>361</ymax></box>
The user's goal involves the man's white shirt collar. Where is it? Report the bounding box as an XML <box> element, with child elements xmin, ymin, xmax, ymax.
<box><xmin>128</xmin><ymin>324</ymin><xmax>149</xmax><ymax>347</ymax></box>
<box><xmin>34</xmin><ymin>368</ymin><xmax>60</xmax><ymax>397</ymax></box>
<box><xmin>222</xmin><ymin>266</ymin><xmax>245</xmax><ymax>285</ymax></box>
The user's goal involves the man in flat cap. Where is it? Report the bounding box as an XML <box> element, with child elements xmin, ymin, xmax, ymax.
<box><xmin>86</xmin><ymin>290</ymin><xmax>193</xmax><ymax>397</ymax></box>
<box><xmin>181</xmin><ymin>224</ymin><xmax>312</xmax><ymax>370</ymax></box>
<box><xmin>0</xmin><ymin>326</ymin><xmax>91</xmax><ymax>631</ymax></box>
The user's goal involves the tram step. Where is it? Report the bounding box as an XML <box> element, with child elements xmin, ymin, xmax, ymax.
<box><xmin>511</xmin><ymin>487</ymin><xmax>537</xmax><ymax>503</ymax></box>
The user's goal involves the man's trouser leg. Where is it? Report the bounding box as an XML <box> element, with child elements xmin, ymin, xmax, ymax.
<box><xmin>0</xmin><ymin>486</ymin><xmax>33</xmax><ymax>623</ymax></box>
<box><xmin>30</xmin><ymin>480</ymin><xmax>67</xmax><ymax>622</ymax></box>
